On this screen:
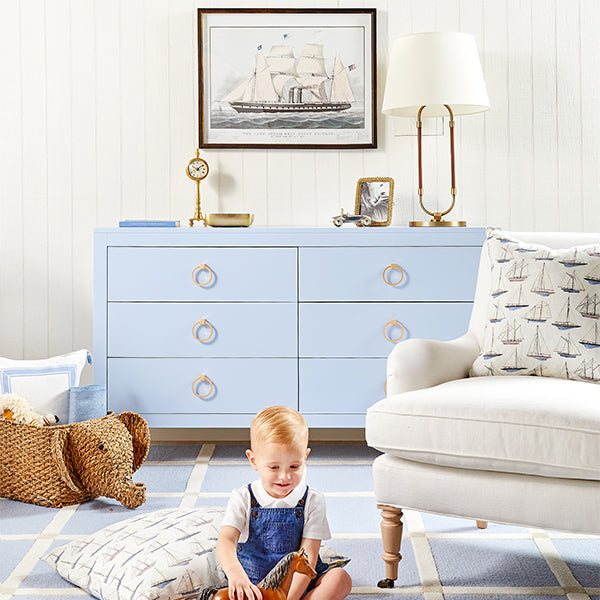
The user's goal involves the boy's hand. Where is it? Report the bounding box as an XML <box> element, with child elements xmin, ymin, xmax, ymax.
<box><xmin>227</xmin><ymin>574</ymin><xmax>262</xmax><ymax>600</ymax></box>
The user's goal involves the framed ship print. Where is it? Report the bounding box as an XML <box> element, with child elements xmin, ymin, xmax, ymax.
<box><xmin>198</xmin><ymin>8</ymin><xmax>377</xmax><ymax>149</ymax></box>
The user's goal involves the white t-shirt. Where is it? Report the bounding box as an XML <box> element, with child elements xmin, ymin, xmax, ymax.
<box><xmin>221</xmin><ymin>480</ymin><xmax>331</xmax><ymax>544</ymax></box>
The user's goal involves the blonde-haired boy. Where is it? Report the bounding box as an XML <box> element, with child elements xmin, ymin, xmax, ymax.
<box><xmin>217</xmin><ymin>406</ymin><xmax>352</xmax><ymax>600</ymax></box>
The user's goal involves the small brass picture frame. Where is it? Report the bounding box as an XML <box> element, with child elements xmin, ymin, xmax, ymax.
<box><xmin>355</xmin><ymin>177</ymin><xmax>394</xmax><ymax>226</ymax></box>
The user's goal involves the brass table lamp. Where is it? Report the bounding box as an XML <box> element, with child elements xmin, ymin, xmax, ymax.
<box><xmin>382</xmin><ymin>32</ymin><xmax>490</xmax><ymax>227</ymax></box>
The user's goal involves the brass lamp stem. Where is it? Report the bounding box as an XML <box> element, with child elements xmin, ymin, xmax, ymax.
<box><xmin>411</xmin><ymin>104</ymin><xmax>466</xmax><ymax>227</ymax></box>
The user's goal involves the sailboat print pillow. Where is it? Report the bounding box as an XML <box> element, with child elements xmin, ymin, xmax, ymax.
<box><xmin>470</xmin><ymin>227</ymin><xmax>600</xmax><ymax>383</ymax></box>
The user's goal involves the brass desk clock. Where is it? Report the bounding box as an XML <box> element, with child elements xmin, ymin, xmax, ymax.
<box><xmin>187</xmin><ymin>149</ymin><xmax>209</xmax><ymax>227</ymax></box>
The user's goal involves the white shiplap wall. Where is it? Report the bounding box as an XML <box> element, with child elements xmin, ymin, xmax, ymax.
<box><xmin>1</xmin><ymin>0</ymin><xmax>600</xmax><ymax>370</ymax></box>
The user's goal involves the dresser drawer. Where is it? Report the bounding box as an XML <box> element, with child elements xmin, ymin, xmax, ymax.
<box><xmin>299</xmin><ymin>358</ymin><xmax>387</xmax><ymax>414</ymax></box>
<box><xmin>108</xmin><ymin>358</ymin><xmax>297</xmax><ymax>414</ymax></box>
<box><xmin>299</xmin><ymin>247</ymin><xmax>481</xmax><ymax>301</ymax></box>
<box><xmin>108</xmin><ymin>303</ymin><xmax>297</xmax><ymax>357</ymax></box>
<box><xmin>299</xmin><ymin>302</ymin><xmax>473</xmax><ymax>357</ymax></box>
<box><xmin>108</xmin><ymin>247</ymin><xmax>297</xmax><ymax>301</ymax></box>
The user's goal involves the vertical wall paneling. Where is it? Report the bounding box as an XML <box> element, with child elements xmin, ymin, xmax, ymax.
<box><xmin>267</xmin><ymin>152</ymin><xmax>294</xmax><ymax>226</ymax></box>
<box><xmin>581</xmin><ymin>0</ymin><xmax>600</xmax><ymax>232</ymax></box>
<box><xmin>144</xmin><ymin>0</ymin><xmax>171</xmax><ymax>221</ymax></box>
<box><xmin>95</xmin><ymin>0</ymin><xmax>121</xmax><ymax>226</ymax></box>
<box><xmin>2</xmin><ymin>0</ymin><xmax>600</xmax><ymax>363</ymax></box>
<box><xmin>507</xmin><ymin>0</ymin><xmax>534</xmax><ymax>231</ymax></box>
<box><xmin>315</xmin><ymin>152</ymin><xmax>341</xmax><ymax>226</ymax></box>
<box><xmin>71</xmin><ymin>0</ymin><xmax>97</xmax><ymax>355</ymax></box>
<box><xmin>120</xmin><ymin>0</ymin><xmax>146</xmax><ymax>219</ymax></box>
<box><xmin>0</xmin><ymin>0</ymin><xmax>24</xmax><ymax>357</ymax></box>
<box><xmin>531</xmin><ymin>0</ymin><xmax>559</xmax><ymax>231</ymax></box>
<box><xmin>483</xmin><ymin>0</ymin><xmax>511</xmax><ymax>228</ymax></box>
<box><xmin>20</xmin><ymin>0</ymin><xmax>50</xmax><ymax>359</ymax></box>
<box><xmin>459</xmin><ymin>0</ymin><xmax>487</xmax><ymax>227</ymax></box>
<box><xmin>170</xmin><ymin>0</ymin><xmax>198</xmax><ymax>223</ymax></box>
<box><xmin>556</xmin><ymin>0</ymin><xmax>583</xmax><ymax>232</ymax></box>
<box><xmin>291</xmin><ymin>151</ymin><xmax>318</xmax><ymax>226</ymax></box>
<box><xmin>46</xmin><ymin>0</ymin><xmax>74</xmax><ymax>357</ymax></box>
<box><xmin>385</xmin><ymin>0</ymin><xmax>415</xmax><ymax>225</ymax></box>
<box><xmin>243</xmin><ymin>153</ymin><xmax>269</xmax><ymax>227</ymax></box>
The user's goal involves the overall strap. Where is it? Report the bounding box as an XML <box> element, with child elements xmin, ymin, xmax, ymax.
<box><xmin>247</xmin><ymin>483</ymin><xmax>261</xmax><ymax>508</ymax></box>
<box><xmin>296</xmin><ymin>485</ymin><xmax>309</xmax><ymax>507</ymax></box>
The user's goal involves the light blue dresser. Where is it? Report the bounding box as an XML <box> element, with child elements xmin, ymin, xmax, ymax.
<box><xmin>94</xmin><ymin>227</ymin><xmax>485</xmax><ymax>428</ymax></box>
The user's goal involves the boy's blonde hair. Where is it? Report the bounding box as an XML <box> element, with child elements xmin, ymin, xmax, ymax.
<box><xmin>250</xmin><ymin>406</ymin><xmax>308</xmax><ymax>449</ymax></box>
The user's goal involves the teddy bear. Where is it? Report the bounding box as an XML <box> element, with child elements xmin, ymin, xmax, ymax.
<box><xmin>0</xmin><ymin>392</ymin><xmax>59</xmax><ymax>426</ymax></box>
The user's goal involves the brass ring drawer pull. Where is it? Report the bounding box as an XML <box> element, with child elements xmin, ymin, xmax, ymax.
<box><xmin>382</xmin><ymin>263</ymin><xmax>405</xmax><ymax>287</ymax></box>
<box><xmin>192</xmin><ymin>375</ymin><xmax>214</xmax><ymax>399</ymax></box>
<box><xmin>383</xmin><ymin>319</ymin><xmax>405</xmax><ymax>343</ymax></box>
<box><xmin>192</xmin><ymin>319</ymin><xmax>214</xmax><ymax>342</ymax></box>
<box><xmin>191</xmin><ymin>263</ymin><xmax>213</xmax><ymax>287</ymax></box>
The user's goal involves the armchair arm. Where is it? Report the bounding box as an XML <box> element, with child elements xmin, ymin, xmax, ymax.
<box><xmin>386</xmin><ymin>332</ymin><xmax>480</xmax><ymax>396</ymax></box>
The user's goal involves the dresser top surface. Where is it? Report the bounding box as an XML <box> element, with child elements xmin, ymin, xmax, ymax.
<box><xmin>95</xmin><ymin>226</ymin><xmax>486</xmax><ymax>247</ymax></box>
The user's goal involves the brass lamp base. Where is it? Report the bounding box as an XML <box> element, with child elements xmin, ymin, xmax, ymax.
<box><xmin>410</xmin><ymin>219</ymin><xmax>466</xmax><ymax>227</ymax></box>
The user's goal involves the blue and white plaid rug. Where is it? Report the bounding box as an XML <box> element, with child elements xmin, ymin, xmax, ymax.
<box><xmin>1</xmin><ymin>444</ymin><xmax>598</xmax><ymax>600</ymax></box>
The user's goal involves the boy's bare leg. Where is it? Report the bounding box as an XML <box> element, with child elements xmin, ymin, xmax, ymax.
<box><xmin>303</xmin><ymin>568</ymin><xmax>352</xmax><ymax>600</ymax></box>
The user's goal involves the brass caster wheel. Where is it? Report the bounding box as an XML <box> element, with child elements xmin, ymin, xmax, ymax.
<box><xmin>377</xmin><ymin>578</ymin><xmax>395</xmax><ymax>589</ymax></box>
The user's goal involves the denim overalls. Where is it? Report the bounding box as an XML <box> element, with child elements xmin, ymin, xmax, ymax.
<box><xmin>237</xmin><ymin>484</ymin><xmax>328</xmax><ymax>587</ymax></box>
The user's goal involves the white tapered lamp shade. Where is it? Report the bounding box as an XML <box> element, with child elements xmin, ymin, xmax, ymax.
<box><xmin>382</xmin><ymin>32</ymin><xmax>490</xmax><ymax>226</ymax></box>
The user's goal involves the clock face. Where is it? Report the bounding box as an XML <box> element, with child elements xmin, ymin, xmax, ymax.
<box><xmin>187</xmin><ymin>158</ymin><xmax>209</xmax><ymax>181</ymax></box>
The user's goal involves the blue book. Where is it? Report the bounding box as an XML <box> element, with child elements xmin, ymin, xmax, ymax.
<box><xmin>119</xmin><ymin>220</ymin><xmax>180</xmax><ymax>227</ymax></box>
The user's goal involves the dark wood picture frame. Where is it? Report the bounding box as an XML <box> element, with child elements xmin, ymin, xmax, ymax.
<box><xmin>198</xmin><ymin>8</ymin><xmax>377</xmax><ymax>149</ymax></box>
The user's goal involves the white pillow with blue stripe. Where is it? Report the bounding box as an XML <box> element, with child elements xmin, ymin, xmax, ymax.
<box><xmin>0</xmin><ymin>349</ymin><xmax>90</xmax><ymax>424</ymax></box>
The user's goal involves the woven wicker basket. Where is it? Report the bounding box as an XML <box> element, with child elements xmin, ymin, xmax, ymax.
<box><xmin>0</xmin><ymin>411</ymin><xmax>149</xmax><ymax>508</ymax></box>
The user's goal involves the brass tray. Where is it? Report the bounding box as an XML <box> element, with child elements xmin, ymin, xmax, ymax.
<box><xmin>205</xmin><ymin>213</ymin><xmax>255</xmax><ymax>227</ymax></box>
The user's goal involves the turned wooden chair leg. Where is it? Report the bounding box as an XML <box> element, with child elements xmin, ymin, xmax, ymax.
<box><xmin>476</xmin><ymin>520</ymin><xmax>488</xmax><ymax>529</ymax></box>
<box><xmin>377</xmin><ymin>504</ymin><xmax>403</xmax><ymax>588</ymax></box>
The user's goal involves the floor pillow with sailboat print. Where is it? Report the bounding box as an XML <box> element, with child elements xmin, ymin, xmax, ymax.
<box><xmin>470</xmin><ymin>227</ymin><xmax>600</xmax><ymax>383</ymax></box>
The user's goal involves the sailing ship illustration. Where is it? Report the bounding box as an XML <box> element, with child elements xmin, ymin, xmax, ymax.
<box><xmin>535</xmin><ymin>250</ymin><xmax>554</xmax><ymax>261</ymax></box>
<box><xmin>583</xmin><ymin>263</ymin><xmax>600</xmax><ymax>285</ymax></box>
<box><xmin>525</xmin><ymin>300</ymin><xmax>551</xmax><ymax>322</ymax></box>
<box><xmin>551</xmin><ymin>297</ymin><xmax>581</xmax><ymax>330</ymax></box>
<box><xmin>221</xmin><ymin>44</ymin><xmax>356</xmax><ymax>113</ymax></box>
<box><xmin>491</xmin><ymin>267</ymin><xmax>508</xmax><ymax>298</ymax></box>
<box><xmin>580</xmin><ymin>322</ymin><xmax>600</xmax><ymax>348</ymax></box>
<box><xmin>558</xmin><ymin>272</ymin><xmax>585</xmax><ymax>293</ymax></box>
<box><xmin>506</xmin><ymin>259</ymin><xmax>529</xmax><ymax>281</ymax></box>
<box><xmin>515</xmin><ymin>244</ymin><xmax>536</xmax><ymax>253</ymax></box>
<box><xmin>497</xmin><ymin>235</ymin><xmax>514</xmax><ymax>244</ymax></box>
<box><xmin>574</xmin><ymin>358</ymin><xmax>600</xmax><ymax>382</ymax></box>
<box><xmin>505</xmin><ymin>284</ymin><xmax>529</xmax><ymax>310</ymax></box>
<box><xmin>531</xmin><ymin>264</ymin><xmax>555</xmax><ymax>296</ymax></box>
<box><xmin>558</xmin><ymin>249</ymin><xmax>587</xmax><ymax>267</ymax></box>
<box><xmin>481</xmin><ymin>329</ymin><xmax>502</xmax><ymax>359</ymax></box>
<box><xmin>528</xmin><ymin>364</ymin><xmax>552</xmax><ymax>377</ymax></box>
<box><xmin>496</xmin><ymin>247</ymin><xmax>512</xmax><ymax>263</ymax></box>
<box><xmin>482</xmin><ymin>363</ymin><xmax>500</xmax><ymax>375</ymax></box>
<box><xmin>501</xmin><ymin>348</ymin><xmax>527</xmax><ymax>372</ymax></box>
<box><xmin>489</xmin><ymin>303</ymin><xmax>505</xmax><ymax>323</ymax></box>
<box><xmin>576</xmin><ymin>293</ymin><xmax>600</xmax><ymax>319</ymax></box>
<box><xmin>587</xmin><ymin>246</ymin><xmax>600</xmax><ymax>257</ymax></box>
<box><xmin>500</xmin><ymin>320</ymin><xmax>524</xmax><ymax>345</ymax></box>
<box><xmin>527</xmin><ymin>326</ymin><xmax>551</xmax><ymax>361</ymax></box>
<box><xmin>555</xmin><ymin>333</ymin><xmax>581</xmax><ymax>358</ymax></box>
<box><xmin>559</xmin><ymin>361</ymin><xmax>572</xmax><ymax>380</ymax></box>
<box><xmin>176</xmin><ymin>570</ymin><xmax>205</xmax><ymax>593</ymax></box>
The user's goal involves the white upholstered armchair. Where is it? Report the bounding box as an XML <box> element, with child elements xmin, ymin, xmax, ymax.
<box><xmin>366</xmin><ymin>230</ymin><xmax>600</xmax><ymax>587</ymax></box>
